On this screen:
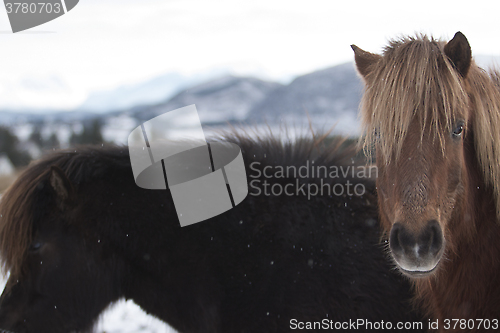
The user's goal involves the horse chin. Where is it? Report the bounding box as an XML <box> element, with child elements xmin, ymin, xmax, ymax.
<box><xmin>393</xmin><ymin>256</ymin><xmax>442</xmax><ymax>279</ymax></box>
<box><xmin>398</xmin><ymin>264</ymin><xmax>439</xmax><ymax>278</ymax></box>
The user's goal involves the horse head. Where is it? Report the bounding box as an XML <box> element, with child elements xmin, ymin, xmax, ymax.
<box><xmin>353</xmin><ymin>32</ymin><xmax>477</xmax><ymax>278</ymax></box>
<box><xmin>0</xmin><ymin>165</ymin><xmax>125</xmax><ymax>333</ymax></box>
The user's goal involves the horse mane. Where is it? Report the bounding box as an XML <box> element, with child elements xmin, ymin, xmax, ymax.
<box><xmin>359</xmin><ymin>34</ymin><xmax>500</xmax><ymax>220</ymax></box>
<box><xmin>213</xmin><ymin>127</ymin><xmax>358</xmax><ymax>171</ymax></box>
<box><xmin>0</xmin><ymin>130</ymin><xmax>358</xmax><ymax>277</ymax></box>
<box><xmin>466</xmin><ymin>67</ymin><xmax>500</xmax><ymax>219</ymax></box>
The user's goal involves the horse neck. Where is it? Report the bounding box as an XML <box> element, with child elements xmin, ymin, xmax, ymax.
<box><xmin>416</xmin><ymin>130</ymin><xmax>500</xmax><ymax>321</ymax></box>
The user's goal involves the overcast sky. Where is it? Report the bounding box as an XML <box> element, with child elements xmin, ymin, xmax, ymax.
<box><xmin>1</xmin><ymin>0</ymin><xmax>500</xmax><ymax>110</ymax></box>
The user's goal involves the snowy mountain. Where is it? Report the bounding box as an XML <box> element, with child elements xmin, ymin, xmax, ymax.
<box><xmin>250</xmin><ymin>62</ymin><xmax>362</xmax><ymax>121</ymax></box>
<box><xmin>3</xmin><ymin>55</ymin><xmax>500</xmax><ymax>144</ymax></box>
<box><xmin>78</xmin><ymin>73</ymin><xmax>190</xmax><ymax>112</ymax></box>
<box><xmin>77</xmin><ymin>70</ymin><xmax>229</xmax><ymax>113</ymax></box>
<box><xmin>131</xmin><ymin>75</ymin><xmax>283</xmax><ymax>124</ymax></box>
<box><xmin>0</xmin><ymin>62</ymin><xmax>384</xmax><ymax>141</ymax></box>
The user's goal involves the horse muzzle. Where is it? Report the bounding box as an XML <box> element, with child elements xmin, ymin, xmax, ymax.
<box><xmin>389</xmin><ymin>220</ymin><xmax>444</xmax><ymax>277</ymax></box>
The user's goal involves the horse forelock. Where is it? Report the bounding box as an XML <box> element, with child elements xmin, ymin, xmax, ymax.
<box><xmin>360</xmin><ymin>34</ymin><xmax>500</xmax><ymax>222</ymax></box>
<box><xmin>360</xmin><ymin>35</ymin><xmax>468</xmax><ymax>164</ymax></box>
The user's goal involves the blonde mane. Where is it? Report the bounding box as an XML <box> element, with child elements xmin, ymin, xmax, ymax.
<box><xmin>359</xmin><ymin>34</ymin><xmax>500</xmax><ymax>220</ymax></box>
<box><xmin>467</xmin><ymin>67</ymin><xmax>500</xmax><ymax>218</ymax></box>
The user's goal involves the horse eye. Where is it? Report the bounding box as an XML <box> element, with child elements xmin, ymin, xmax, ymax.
<box><xmin>29</xmin><ymin>242</ymin><xmax>43</xmax><ymax>251</ymax></box>
<box><xmin>452</xmin><ymin>123</ymin><xmax>464</xmax><ymax>138</ymax></box>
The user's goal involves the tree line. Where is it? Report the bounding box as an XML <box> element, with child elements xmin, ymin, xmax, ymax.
<box><xmin>0</xmin><ymin>119</ymin><xmax>104</xmax><ymax>168</ymax></box>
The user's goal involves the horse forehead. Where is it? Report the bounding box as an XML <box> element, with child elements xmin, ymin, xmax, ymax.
<box><xmin>402</xmin><ymin>173</ymin><xmax>430</xmax><ymax>204</ymax></box>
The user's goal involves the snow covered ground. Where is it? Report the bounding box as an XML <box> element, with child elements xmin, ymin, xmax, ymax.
<box><xmin>96</xmin><ymin>301</ymin><xmax>177</xmax><ymax>333</ymax></box>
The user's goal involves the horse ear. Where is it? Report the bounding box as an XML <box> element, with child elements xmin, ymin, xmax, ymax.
<box><xmin>351</xmin><ymin>44</ymin><xmax>382</xmax><ymax>79</ymax></box>
<box><xmin>50</xmin><ymin>166</ymin><xmax>75</xmax><ymax>208</ymax></box>
<box><xmin>444</xmin><ymin>32</ymin><xmax>471</xmax><ymax>78</ymax></box>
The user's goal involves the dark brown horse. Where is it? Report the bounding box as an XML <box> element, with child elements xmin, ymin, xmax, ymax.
<box><xmin>353</xmin><ymin>32</ymin><xmax>500</xmax><ymax>331</ymax></box>
<box><xmin>0</xmin><ymin>132</ymin><xmax>425</xmax><ymax>332</ymax></box>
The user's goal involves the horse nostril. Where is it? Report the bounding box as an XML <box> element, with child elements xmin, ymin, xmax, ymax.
<box><xmin>389</xmin><ymin>223</ymin><xmax>403</xmax><ymax>253</ymax></box>
<box><xmin>426</xmin><ymin>220</ymin><xmax>443</xmax><ymax>255</ymax></box>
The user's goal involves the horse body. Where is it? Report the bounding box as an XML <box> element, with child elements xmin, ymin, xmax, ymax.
<box><xmin>354</xmin><ymin>32</ymin><xmax>500</xmax><ymax>331</ymax></box>
<box><xmin>0</xmin><ymin>135</ymin><xmax>424</xmax><ymax>332</ymax></box>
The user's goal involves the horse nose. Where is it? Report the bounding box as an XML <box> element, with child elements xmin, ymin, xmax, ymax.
<box><xmin>389</xmin><ymin>220</ymin><xmax>443</xmax><ymax>273</ymax></box>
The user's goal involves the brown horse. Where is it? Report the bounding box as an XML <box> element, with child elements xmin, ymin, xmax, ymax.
<box><xmin>353</xmin><ymin>32</ymin><xmax>500</xmax><ymax>331</ymax></box>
